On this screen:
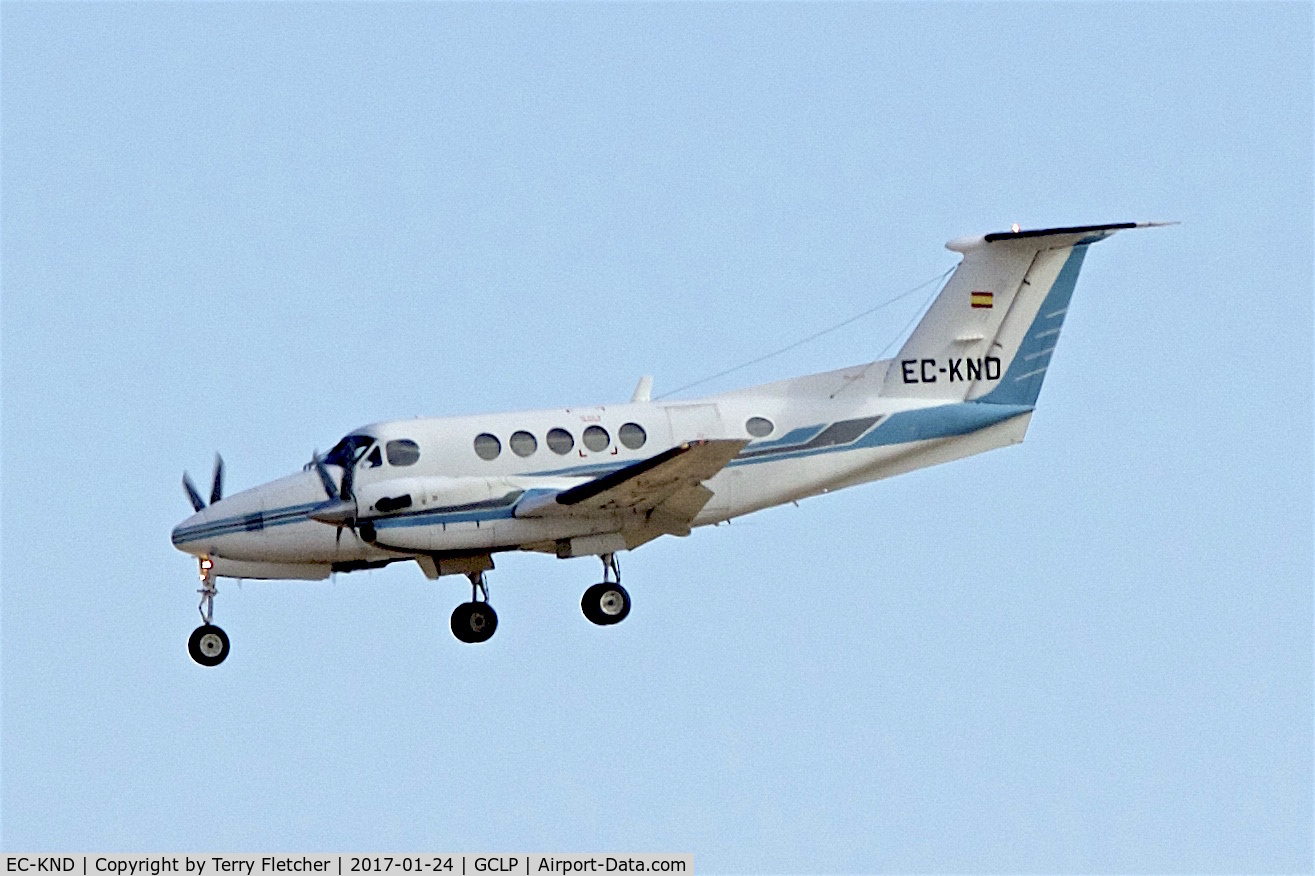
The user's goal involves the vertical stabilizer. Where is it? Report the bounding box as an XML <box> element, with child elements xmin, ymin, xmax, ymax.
<box><xmin>881</xmin><ymin>223</ymin><xmax>1147</xmax><ymax>405</ymax></box>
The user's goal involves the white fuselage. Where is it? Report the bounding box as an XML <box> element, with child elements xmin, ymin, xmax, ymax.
<box><xmin>170</xmin><ymin>359</ymin><xmax>1034</xmax><ymax>577</ymax></box>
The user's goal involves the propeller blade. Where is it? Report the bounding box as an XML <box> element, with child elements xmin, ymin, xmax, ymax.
<box><xmin>182</xmin><ymin>473</ymin><xmax>206</xmax><ymax>512</ymax></box>
<box><xmin>309</xmin><ymin>450</ymin><xmax>357</xmax><ymax>546</ymax></box>
<box><xmin>311</xmin><ymin>451</ymin><xmax>338</xmax><ymax>500</ymax></box>
<box><xmin>209</xmin><ymin>454</ymin><xmax>224</xmax><ymax>505</ymax></box>
<box><xmin>341</xmin><ymin>457</ymin><xmax>355</xmax><ymax>503</ymax></box>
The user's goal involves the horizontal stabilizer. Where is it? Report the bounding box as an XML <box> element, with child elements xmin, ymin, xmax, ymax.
<box><xmin>947</xmin><ymin>221</ymin><xmax>1177</xmax><ymax>253</ymax></box>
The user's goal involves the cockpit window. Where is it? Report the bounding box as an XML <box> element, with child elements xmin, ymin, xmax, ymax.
<box><xmin>386</xmin><ymin>439</ymin><xmax>421</xmax><ymax>467</ymax></box>
<box><xmin>364</xmin><ymin>446</ymin><xmax>384</xmax><ymax>468</ymax></box>
<box><xmin>324</xmin><ymin>434</ymin><xmax>375</xmax><ymax>468</ymax></box>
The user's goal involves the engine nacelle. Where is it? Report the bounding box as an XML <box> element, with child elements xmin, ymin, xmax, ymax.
<box><xmin>352</xmin><ymin>473</ymin><xmax>600</xmax><ymax>553</ymax></box>
<box><xmin>356</xmin><ymin>475</ymin><xmax>522</xmax><ymax>517</ymax></box>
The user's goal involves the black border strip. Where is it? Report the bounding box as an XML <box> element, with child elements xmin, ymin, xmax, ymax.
<box><xmin>984</xmin><ymin>222</ymin><xmax>1136</xmax><ymax>242</ymax></box>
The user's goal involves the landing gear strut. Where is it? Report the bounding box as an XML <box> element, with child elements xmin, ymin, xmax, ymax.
<box><xmin>582</xmin><ymin>553</ymin><xmax>630</xmax><ymax>626</ymax></box>
<box><xmin>188</xmin><ymin>558</ymin><xmax>230</xmax><ymax>666</ymax></box>
<box><xmin>451</xmin><ymin>571</ymin><xmax>498</xmax><ymax>644</ymax></box>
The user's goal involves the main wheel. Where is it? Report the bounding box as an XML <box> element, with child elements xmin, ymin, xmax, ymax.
<box><xmin>451</xmin><ymin>602</ymin><xmax>498</xmax><ymax>643</ymax></box>
<box><xmin>582</xmin><ymin>582</ymin><xmax>631</xmax><ymax>626</ymax></box>
<box><xmin>188</xmin><ymin>624</ymin><xmax>230</xmax><ymax>666</ymax></box>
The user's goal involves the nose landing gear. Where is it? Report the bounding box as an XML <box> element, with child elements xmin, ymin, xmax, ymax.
<box><xmin>450</xmin><ymin>571</ymin><xmax>498</xmax><ymax>644</ymax></box>
<box><xmin>582</xmin><ymin>553</ymin><xmax>630</xmax><ymax>626</ymax></box>
<box><xmin>188</xmin><ymin>558</ymin><xmax>230</xmax><ymax>666</ymax></box>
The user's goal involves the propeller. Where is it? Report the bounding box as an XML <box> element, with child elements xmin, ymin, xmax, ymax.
<box><xmin>182</xmin><ymin>454</ymin><xmax>224</xmax><ymax>513</ymax></box>
<box><xmin>308</xmin><ymin>450</ymin><xmax>358</xmax><ymax>544</ymax></box>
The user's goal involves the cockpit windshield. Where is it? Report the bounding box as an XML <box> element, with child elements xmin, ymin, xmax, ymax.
<box><xmin>323</xmin><ymin>434</ymin><xmax>375</xmax><ymax>468</ymax></box>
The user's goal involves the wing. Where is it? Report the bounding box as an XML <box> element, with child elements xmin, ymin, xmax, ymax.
<box><xmin>515</xmin><ymin>439</ymin><xmax>747</xmax><ymax>536</ymax></box>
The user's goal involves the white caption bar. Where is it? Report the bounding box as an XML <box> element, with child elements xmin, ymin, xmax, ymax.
<box><xmin>2</xmin><ymin>857</ymin><xmax>692</xmax><ymax>876</ymax></box>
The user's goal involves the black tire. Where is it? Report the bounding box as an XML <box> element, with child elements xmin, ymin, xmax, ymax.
<box><xmin>451</xmin><ymin>601</ymin><xmax>498</xmax><ymax>643</ymax></box>
<box><xmin>581</xmin><ymin>582</ymin><xmax>631</xmax><ymax>626</ymax></box>
<box><xmin>188</xmin><ymin>624</ymin><xmax>230</xmax><ymax>666</ymax></box>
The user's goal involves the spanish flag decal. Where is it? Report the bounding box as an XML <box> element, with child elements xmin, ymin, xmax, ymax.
<box><xmin>970</xmin><ymin>290</ymin><xmax>994</xmax><ymax>309</ymax></box>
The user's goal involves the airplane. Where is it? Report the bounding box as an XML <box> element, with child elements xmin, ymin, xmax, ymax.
<box><xmin>172</xmin><ymin>221</ymin><xmax>1168</xmax><ymax>665</ymax></box>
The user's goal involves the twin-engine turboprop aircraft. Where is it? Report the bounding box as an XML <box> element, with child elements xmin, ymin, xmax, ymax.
<box><xmin>172</xmin><ymin>222</ymin><xmax>1167</xmax><ymax>665</ymax></box>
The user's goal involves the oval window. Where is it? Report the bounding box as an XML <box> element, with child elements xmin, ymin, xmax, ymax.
<box><xmin>385</xmin><ymin>439</ymin><xmax>421</xmax><ymax>467</ymax></box>
<box><xmin>582</xmin><ymin>425</ymin><xmax>610</xmax><ymax>452</ymax></box>
<box><xmin>509</xmin><ymin>431</ymin><xmax>537</xmax><ymax>457</ymax></box>
<box><xmin>473</xmin><ymin>433</ymin><xmax>501</xmax><ymax>460</ymax></box>
<box><xmin>746</xmin><ymin>416</ymin><xmax>774</xmax><ymax>438</ymax></box>
<box><xmin>618</xmin><ymin>422</ymin><xmax>647</xmax><ymax>450</ymax></box>
<box><xmin>546</xmin><ymin>428</ymin><xmax>574</xmax><ymax>455</ymax></box>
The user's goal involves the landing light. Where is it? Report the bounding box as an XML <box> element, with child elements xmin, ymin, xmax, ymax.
<box><xmin>1011</xmin><ymin>223</ymin><xmax>1021</xmax><ymax>233</ymax></box>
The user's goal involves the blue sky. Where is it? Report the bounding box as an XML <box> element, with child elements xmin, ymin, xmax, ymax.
<box><xmin>2</xmin><ymin>3</ymin><xmax>1311</xmax><ymax>871</ymax></box>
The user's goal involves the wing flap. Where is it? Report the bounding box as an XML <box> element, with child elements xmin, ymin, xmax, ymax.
<box><xmin>515</xmin><ymin>439</ymin><xmax>746</xmax><ymax>519</ymax></box>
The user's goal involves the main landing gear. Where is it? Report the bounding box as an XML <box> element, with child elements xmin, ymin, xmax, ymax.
<box><xmin>450</xmin><ymin>571</ymin><xmax>498</xmax><ymax>644</ymax></box>
<box><xmin>188</xmin><ymin>558</ymin><xmax>230</xmax><ymax>667</ymax></box>
<box><xmin>445</xmin><ymin>553</ymin><xmax>632</xmax><ymax>644</ymax></box>
<box><xmin>581</xmin><ymin>553</ymin><xmax>630</xmax><ymax>626</ymax></box>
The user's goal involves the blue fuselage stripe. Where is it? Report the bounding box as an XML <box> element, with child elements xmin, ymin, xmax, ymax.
<box><xmin>171</xmin><ymin>502</ymin><xmax>323</xmax><ymax>543</ymax></box>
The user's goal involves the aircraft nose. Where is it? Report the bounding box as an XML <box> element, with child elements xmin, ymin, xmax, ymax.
<box><xmin>170</xmin><ymin>486</ymin><xmax>270</xmax><ymax>558</ymax></box>
<box><xmin>171</xmin><ymin>508</ymin><xmax>211</xmax><ymax>554</ymax></box>
<box><xmin>170</xmin><ymin>469</ymin><xmax>331</xmax><ymax>563</ymax></box>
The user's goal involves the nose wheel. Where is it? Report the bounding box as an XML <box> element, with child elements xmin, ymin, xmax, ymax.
<box><xmin>582</xmin><ymin>553</ymin><xmax>630</xmax><ymax>626</ymax></box>
<box><xmin>189</xmin><ymin>624</ymin><xmax>230</xmax><ymax>666</ymax></box>
<box><xmin>188</xmin><ymin>558</ymin><xmax>230</xmax><ymax>666</ymax></box>
<box><xmin>451</xmin><ymin>571</ymin><xmax>498</xmax><ymax>643</ymax></box>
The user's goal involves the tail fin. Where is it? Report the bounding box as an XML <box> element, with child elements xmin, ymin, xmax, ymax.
<box><xmin>881</xmin><ymin>222</ymin><xmax>1166</xmax><ymax>405</ymax></box>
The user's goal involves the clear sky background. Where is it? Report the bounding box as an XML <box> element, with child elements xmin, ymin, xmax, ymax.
<box><xmin>2</xmin><ymin>3</ymin><xmax>1311</xmax><ymax>871</ymax></box>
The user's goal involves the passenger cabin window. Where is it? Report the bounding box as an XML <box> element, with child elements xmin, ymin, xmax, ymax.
<box><xmin>510</xmin><ymin>431</ymin><xmax>537</xmax><ymax>457</ymax></box>
<box><xmin>364</xmin><ymin>446</ymin><xmax>384</xmax><ymax>468</ymax></box>
<box><xmin>583</xmin><ymin>425</ymin><xmax>610</xmax><ymax>452</ymax></box>
<box><xmin>619</xmin><ymin>422</ymin><xmax>647</xmax><ymax>449</ymax></box>
<box><xmin>746</xmin><ymin>417</ymin><xmax>775</xmax><ymax>438</ymax></box>
<box><xmin>546</xmin><ymin>428</ymin><xmax>574</xmax><ymax>455</ymax></box>
<box><xmin>324</xmin><ymin>434</ymin><xmax>375</xmax><ymax>468</ymax></box>
<box><xmin>386</xmin><ymin>439</ymin><xmax>421</xmax><ymax>467</ymax></box>
<box><xmin>473</xmin><ymin>433</ymin><xmax>502</xmax><ymax>460</ymax></box>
